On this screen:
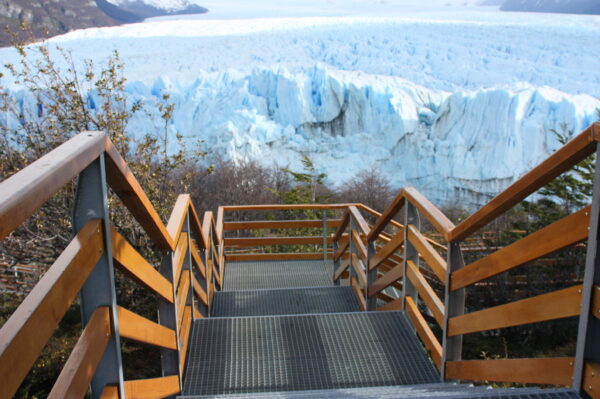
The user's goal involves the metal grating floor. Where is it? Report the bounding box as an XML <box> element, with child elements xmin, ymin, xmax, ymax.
<box><xmin>182</xmin><ymin>311</ymin><xmax>439</xmax><ymax>396</ymax></box>
<box><xmin>212</xmin><ymin>286</ymin><xmax>359</xmax><ymax>317</ymax></box>
<box><xmin>224</xmin><ymin>260</ymin><xmax>333</xmax><ymax>291</ymax></box>
<box><xmin>178</xmin><ymin>385</ymin><xmax>580</xmax><ymax>399</ymax></box>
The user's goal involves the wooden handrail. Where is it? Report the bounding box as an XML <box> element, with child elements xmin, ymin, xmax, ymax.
<box><xmin>406</xmin><ymin>260</ymin><xmax>444</xmax><ymax>326</ymax></box>
<box><xmin>0</xmin><ymin>131</ymin><xmax>106</xmax><ymax>241</ymax></box>
<box><xmin>0</xmin><ymin>219</ymin><xmax>104</xmax><ymax>399</ymax></box>
<box><xmin>446</xmin><ymin>357</ymin><xmax>574</xmax><ymax>385</ymax></box>
<box><xmin>225</xmin><ymin>236</ymin><xmax>329</xmax><ymax>247</ymax></box>
<box><xmin>405</xmin><ymin>297</ymin><xmax>442</xmax><ymax>368</ymax></box>
<box><xmin>123</xmin><ymin>375</ymin><xmax>180</xmax><ymax>399</ymax></box>
<box><xmin>104</xmin><ymin>138</ymin><xmax>174</xmax><ymax>250</ymax></box>
<box><xmin>348</xmin><ymin>206</ymin><xmax>370</xmax><ymax>236</ymax></box>
<box><xmin>368</xmin><ymin>263</ymin><xmax>403</xmax><ymax>298</ymax></box>
<box><xmin>451</xmin><ymin>206</ymin><xmax>591</xmax><ymax>291</ymax></box>
<box><xmin>47</xmin><ymin>306</ymin><xmax>112</xmax><ymax>399</ymax></box>
<box><xmin>448</xmin><ymin>285</ymin><xmax>582</xmax><ymax>336</ymax></box>
<box><xmin>406</xmin><ymin>225</ymin><xmax>446</xmax><ymax>283</ymax></box>
<box><xmin>166</xmin><ymin>194</ymin><xmax>191</xmax><ymax>241</ymax></box>
<box><xmin>450</xmin><ymin>122</ymin><xmax>600</xmax><ymax>241</ymax></box>
<box><xmin>117</xmin><ymin>306</ymin><xmax>177</xmax><ymax>350</ymax></box>
<box><xmin>222</xmin><ymin>203</ymin><xmax>357</xmax><ymax>211</ymax></box>
<box><xmin>111</xmin><ymin>227</ymin><xmax>174</xmax><ymax>303</ymax></box>
<box><xmin>334</xmin><ymin>209</ymin><xmax>351</xmax><ymax>241</ymax></box>
<box><xmin>223</xmin><ymin>219</ymin><xmax>343</xmax><ymax>230</ymax></box>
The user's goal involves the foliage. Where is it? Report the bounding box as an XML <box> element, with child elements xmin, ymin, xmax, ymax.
<box><xmin>0</xmin><ymin>35</ymin><xmax>203</xmax><ymax>397</ymax></box>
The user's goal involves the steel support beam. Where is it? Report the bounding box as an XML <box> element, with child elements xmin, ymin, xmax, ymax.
<box><xmin>72</xmin><ymin>154</ymin><xmax>125</xmax><ymax>399</ymax></box>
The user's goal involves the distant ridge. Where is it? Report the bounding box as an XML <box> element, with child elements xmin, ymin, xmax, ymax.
<box><xmin>500</xmin><ymin>0</ymin><xmax>600</xmax><ymax>15</ymax></box>
<box><xmin>96</xmin><ymin>0</ymin><xmax>207</xmax><ymax>23</ymax></box>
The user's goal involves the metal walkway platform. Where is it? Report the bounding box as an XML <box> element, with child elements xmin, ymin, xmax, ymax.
<box><xmin>179</xmin><ymin>384</ymin><xmax>580</xmax><ymax>399</ymax></box>
<box><xmin>212</xmin><ymin>286</ymin><xmax>359</xmax><ymax>317</ymax></box>
<box><xmin>223</xmin><ymin>260</ymin><xmax>332</xmax><ymax>291</ymax></box>
<box><xmin>182</xmin><ymin>311</ymin><xmax>439</xmax><ymax>396</ymax></box>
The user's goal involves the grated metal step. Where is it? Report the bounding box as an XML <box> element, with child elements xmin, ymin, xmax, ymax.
<box><xmin>212</xmin><ymin>286</ymin><xmax>359</xmax><ymax>317</ymax></box>
<box><xmin>182</xmin><ymin>311</ymin><xmax>439</xmax><ymax>396</ymax></box>
<box><xmin>178</xmin><ymin>383</ymin><xmax>580</xmax><ymax>399</ymax></box>
<box><xmin>224</xmin><ymin>260</ymin><xmax>332</xmax><ymax>291</ymax></box>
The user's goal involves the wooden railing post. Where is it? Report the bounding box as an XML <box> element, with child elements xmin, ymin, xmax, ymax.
<box><xmin>574</xmin><ymin>143</ymin><xmax>600</xmax><ymax>394</ymax></box>
<box><xmin>403</xmin><ymin>202</ymin><xmax>419</xmax><ymax>309</ymax></box>
<box><xmin>72</xmin><ymin>154</ymin><xmax>125</xmax><ymax>399</ymax></box>
<box><xmin>441</xmin><ymin>241</ymin><xmax>466</xmax><ymax>381</ymax></box>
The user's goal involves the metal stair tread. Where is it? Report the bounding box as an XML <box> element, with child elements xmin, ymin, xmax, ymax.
<box><xmin>212</xmin><ymin>286</ymin><xmax>359</xmax><ymax>317</ymax></box>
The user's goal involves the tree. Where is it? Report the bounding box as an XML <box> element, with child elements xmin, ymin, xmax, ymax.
<box><xmin>336</xmin><ymin>167</ymin><xmax>394</xmax><ymax>213</ymax></box>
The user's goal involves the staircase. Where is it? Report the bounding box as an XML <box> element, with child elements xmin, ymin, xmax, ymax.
<box><xmin>178</xmin><ymin>259</ymin><xmax>579</xmax><ymax>399</ymax></box>
<box><xmin>2</xmin><ymin>125</ymin><xmax>600</xmax><ymax>399</ymax></box>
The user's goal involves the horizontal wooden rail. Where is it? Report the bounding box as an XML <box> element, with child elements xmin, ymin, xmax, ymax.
<box><xmin>0</xmin><ymin>219</ymin><xmax>104</xmax><ymax>399</ymax></box>
<box><xmin>403</xmin><ymin>187</ymin><xmax>455</xmax><ymax>241</ymax></box>
<box><xmin>104</xmin><ymin>139</ymin><xmax>174</xmax><ymax>250</ymax></box>
<box><xmin>118</xmin><ymin>306</ymin><xmax>177</xmax><ymax>350</ymax></box>
<box><xmin>177</xmin><ymin>273</ymin><xmax>190</xmax><ymax>327</ymax></box>
<box><xmin>334</xmin><ymin>210</ymin><xmax>351</xmax><ymax>242</ymax></box>
<box><xmin>190</xmin><ymin>240</ymin><xmax>206</xmax><ymax>279</ymax></box>
<box><xmin>225</xmin><ymin>236</ymin><xmax>330</xmax><ymax>247</ymax></box>
<box><xmin>0</xmin><ymin>131</ymin><xmax>106</xmax><ymax>241</ymax></box>
<box><xmin>351</xmin><ymin>277</ymin><xmax>367</xmax><ymax>311</ymax></box>
<box><xmin>223</xmin><ymin>219</ymin><xmax>342</xmax><ymax>230</ymax></box>
<box><xmin>111</xmin><ymin>227</ymin><xmax>174</xmax><ymax>303</ymax></box>
<box><xmin>334</xmin><ymin>239</ymin><xmax>350</xmax><ymax>262</ymax></box>
<box><xmin>166</xmin><ymin>195</ymin><xmax>191</xmax><ymax>241</ymax></box>
<box><xmin>406</xmin><ymin>260</ymin><xmax>444</xmax><ymax>326</ymax></box>
<box><xmin>368</xmin><ymin>264</ymin><xmax>403</xmax><ymax>298</ymax></box>
<box><xmin>349</xmin><ymin>206</ymin><xmax>370</xmax><ymax>236</ymax></box>
<box><xmin>123</xmin><ymin>375</ymin><xmax>180</xmax><ymax>399</ymax></box>
<box><xmin>351</xmin><ymin>253</ymin><xmax>367</xmax><ymax>287</ymax></box>
<box><xmin>451</xmin><ymin>206</ymin><xmax>591</xmax><ymax>291</ymax></box>
<box><xmin>48</xmin><ymin>306</ymin><xmax>111</xmax><ymax>399</ymax></box>
<box><xmin>188</xmin><ymin>202</ymin><xmax>210</xmax><ymax>251</ymax></box>
<box><xmin>226</xmin><ymin>252</ymin><xmax>329</xmax><ymax>262</ymax></box>
<box><xmin>173</xmin><ymin>232</ymin><xmax>189</xmax><ymax>286</ymax></box>
<box><xmin>446</xmin><ymin>357</ymin><xmax>575</xmax><ymax>385</ymax></box>
<box><xmin>352</xmin><ymin>229</ymin><xmax>368</xmax><ymax>262</ymax></box>
<box><xmin>192</xmin><ymin>275</ymin><xmax>208</xmax><ymax>307</ymax></box>
<box><xmin>446</xmin><ymin>357</ymin><xmax>574</xmax><ymax>385</ymax></box>
<box><xmin>179</xmin><ymin>306</ymin><xmax>192</xmax><ymax>371</ymax></box>
<box><xmin>378</xmin><ymin>297</ymin><xmax>403</xmax><ymax>311</ymax></box>
<box><xmin>222</xmin><ymin>203</ymin><xmax>356</xmax><ymax>211</ymax></box>
<box><xmin>448</xmin><ymin>285</ymin><xmax>582</xmax><ymax>336</ymax></box>
<box><xmin>405</xmin><ymin>296</ymin><xmax>442</xmax><ymax>368</ymax></box>
<box><xmin>594</xmin><ymin>285</ymin><xmax>600</xmax><ymax>320</ymax></box>
<box><xmin>369</xmin><ymin>229</ymin><xmax>404</xmax><ymax>271</ymax></box>
<box><xmin>407</xmin><ymin>225</ymin><xmax>446</xmax><ymax>283</ymax></box>
<box><xmin>584</xmin><ymin>361</ymin><xmax>600</xmax><ymax>399</ymax></box>
<box><xmin>450</xmin><ymin>123</ymin><xmax>600</xmax><ymax>241</ymax></box>
<box><xmin>334</xmin><ymin>257</ymin><xmax>352</xmax><ymax>281</ymax></box>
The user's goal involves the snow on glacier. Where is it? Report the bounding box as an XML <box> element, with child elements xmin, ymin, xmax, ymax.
<box><xmin>1</xmin><ymin>2</ymin><xmax>599</xmax><ymax>206</ymax></box>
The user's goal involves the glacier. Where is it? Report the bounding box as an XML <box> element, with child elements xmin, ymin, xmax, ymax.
<box><xmin>1</xmin><ymin>2</ymin><xmax>599</xmax><ymax>207</ymax></box>
<box><xmin>122</xmin><ymin>66</ymin><xmax>599</xmax><ymax>207</ymax></box>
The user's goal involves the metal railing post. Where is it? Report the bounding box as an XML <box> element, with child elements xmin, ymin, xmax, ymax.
<box><xmin>366</xmin><ymin>240</ymin><xmax>377</xmax><ymax>310</ymax></box>
<box><xmin>322</xmin><ymin>210</ymin><xmax>328</xmax><ymax>264</ymax></box>
<box><xmin>441</xmin><ymin>241</ymin><xmax>466</xmax><ymax>381</ymax></box>
<box><xmin>158</xmin><ymin>252</ymin><xmax>181</xmax><ymax>386</ymax></box>
<box><xmin>403</xmin><ymin>202</ymin><xmax>419</xmax><ymax>309</ymax></box>
<box><xmin>349</xmin><ymin>219</ymin><xmax>357</xmax><ymax>283</ymax></box>
<box><xmin>574</xmin><ymin>143</ymin><xmax>600</xmax><ymax>393</ymax></box>
<box><xmin>72</xmin><ymin>154</ymin><xmax>125</xmax><ymax>399</ymax></box>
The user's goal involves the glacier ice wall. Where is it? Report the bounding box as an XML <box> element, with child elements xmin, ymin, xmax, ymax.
<box><xmin>120</xmin><ymin>66</ymin><xmax>599</xmax><ymax>207</ymax></box>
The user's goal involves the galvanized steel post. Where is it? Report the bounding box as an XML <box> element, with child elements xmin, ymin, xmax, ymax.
<box><xmin>72</xmin><ymin>154</ymin><xmax>125</xmax><ymax>399</ymax></box>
